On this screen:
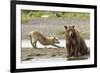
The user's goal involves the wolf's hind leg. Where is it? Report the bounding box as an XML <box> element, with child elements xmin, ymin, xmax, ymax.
<box><xmin>29</xmin><ymin>35</ymin><xmax>36</xmax><ymax>49</ymax></box>
<box><xmin>34</xmin><ymin>41</ymin><xmax>37</xmax><ymax>49</ymax></box>
<box><xmin>32</xmin><ymin>41</ymin><xmax>37</xmax><ymax>49</ymax></box>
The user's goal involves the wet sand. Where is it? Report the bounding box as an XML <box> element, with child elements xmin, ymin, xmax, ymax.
<box><xmin>21</xmin><ymin>48</ymin><xmax>67</xmax><ymax>61</ymax></box>
<box><xmin>21</xmin><ymin>47</ymin><xmax>89</xmax><ymax>62</ymax></box>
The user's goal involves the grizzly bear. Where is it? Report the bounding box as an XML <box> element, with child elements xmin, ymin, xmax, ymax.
<box><xmin>64</xmin><ymin>25</ymin><xmax>89</xmax><ymax>57</ymax></box>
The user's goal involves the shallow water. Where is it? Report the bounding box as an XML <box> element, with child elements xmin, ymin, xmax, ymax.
<box><xmin>22</xmin><ymin>39</ymin><xmax>90</xmax><ymax>48</ymax></box>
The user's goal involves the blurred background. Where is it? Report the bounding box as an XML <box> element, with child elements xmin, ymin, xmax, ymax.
<box><xmin>21</xmin><ymin>10</ymin><xmax>90</xmax><ymax>40</ymax></box>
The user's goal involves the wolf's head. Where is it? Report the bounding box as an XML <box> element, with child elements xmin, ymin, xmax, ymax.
<box><xmin>53</xmin><ymin>37</ymin><xmax>60</xmax><ymax>44</ymax></box>
<box><xmin>47</xmin><ymin>36</ymin><xmax>60</xmax><ymax>44</ymax></box>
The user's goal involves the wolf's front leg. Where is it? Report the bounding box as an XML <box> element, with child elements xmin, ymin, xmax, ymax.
<box><xmin>52</xmin><ymin>44</ymin><xmax>62</xmax><ymax>48</ymax></box>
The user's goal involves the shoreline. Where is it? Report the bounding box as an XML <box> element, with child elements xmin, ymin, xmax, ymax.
<box><xmin>21</xmin><ymin>39</ymin><xmax>90</xmax><ymax>48</ymax></box>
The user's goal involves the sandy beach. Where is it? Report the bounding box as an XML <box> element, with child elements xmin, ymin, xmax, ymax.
<box><xmin>21</xmin><ymin>47</ymin><xmax>67</xmax><ymax>61</ymax></box>
<box><xmin>21</xmin><ymin>39</ymin><xmax>90</xmax><ymax>62</ymax></box>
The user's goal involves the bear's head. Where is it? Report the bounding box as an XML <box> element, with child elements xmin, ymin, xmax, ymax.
<box><xmin>64</xmin><ymin>25</ymin><xmax>76</xmax><ymax>39</ymax></box>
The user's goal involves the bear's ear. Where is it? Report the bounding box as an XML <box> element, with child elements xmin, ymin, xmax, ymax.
<box><xmin>72</xmin><ymin>25</ymin><xmax>75</xmax><ymax>29</ymax></box>
<box><xmin>64</xmin><ymin>26</ymin><xmax>67</xmax><ymax>29</ymax></box>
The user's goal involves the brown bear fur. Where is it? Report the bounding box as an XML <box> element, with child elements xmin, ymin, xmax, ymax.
<box><xmin>64</xmin><ymin>25</ymin><xmax>89</xmax><ymax>57</ymax></box>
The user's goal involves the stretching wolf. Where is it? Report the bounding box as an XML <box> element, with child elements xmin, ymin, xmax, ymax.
<box><xmin>28</xmin><ymin>31</ymin><xmax>61</xmax><ymax>48</ymax></box>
